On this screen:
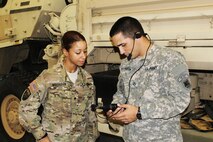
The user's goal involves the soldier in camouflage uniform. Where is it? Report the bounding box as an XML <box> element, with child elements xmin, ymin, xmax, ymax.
<box><xmin>107</xmin><ymin>16</ymin><xmax>192</xmax><ymax>142</ymax></box>
<box><xmin>19</xmin><ymin>31</ymin><xmax>98</xmax><ymax>142</ymax></box>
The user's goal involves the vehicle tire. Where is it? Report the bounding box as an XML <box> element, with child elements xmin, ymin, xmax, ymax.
<box><xmin>0</xmin><ymin>77</ymin><xmax>35</xmax><ymax>142</ymax></box>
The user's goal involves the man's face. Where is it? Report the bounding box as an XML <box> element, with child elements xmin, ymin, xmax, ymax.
<box><xmin>111</xmin><ymin>32</ymin><xmax>134</xmax><ymax>57</ymax></box>
<box><xmin>63</xmin><ymin>41</ymin><xmax>87</xmax><ymax>67</ymax></box>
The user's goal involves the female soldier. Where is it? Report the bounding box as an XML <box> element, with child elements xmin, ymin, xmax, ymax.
<box><xmin>19</xmin><ymin>31</ymin><xmax>98</xmax><ymax>142</ymax></box>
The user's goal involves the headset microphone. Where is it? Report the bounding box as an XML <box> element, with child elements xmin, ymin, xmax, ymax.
<box><xmin>127</xmin><ymin>52</ymin><xmax>132</xmax><ymax>61</ymax></box>
<box><xmin>127</xmin><ymin>32</ymin><xmax>146</xmax><ymax>61</ymax></box>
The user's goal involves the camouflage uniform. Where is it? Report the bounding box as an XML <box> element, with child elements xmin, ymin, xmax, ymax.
<box><xmin>19</xmin><ymin>56</ymin><xmax>98</xmax><ymax>142</ymax></box>
<box><xmin>112</xmin><ymin>44</ymin><xmax>191</xmax><ymax>142</ymax></box>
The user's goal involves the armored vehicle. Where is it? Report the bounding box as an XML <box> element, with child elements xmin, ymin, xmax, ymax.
<box><xmin>0</xmin><ymin>0</ymin><xmax>67</xmax><ymax>141</ymax></box>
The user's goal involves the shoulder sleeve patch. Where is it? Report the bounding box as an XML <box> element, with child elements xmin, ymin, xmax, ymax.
<box><xmin>172</xmin><ymin>64</ymin><xmax>191</xmax><ymax>90</ymax></box>
<box><xmin>29</xmin><ymin>80</ymin><xmax>39</xmax><ymax>94</ymax></box>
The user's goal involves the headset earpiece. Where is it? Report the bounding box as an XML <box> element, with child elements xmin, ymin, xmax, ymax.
<box><xmin>134</xmin><ymin>32</ymin><xmax>142</xmax><ymax>39</ymax></box>
<box><xmin>134</xmin><ymin>32</ymin><xmax>147</xmax><ymax>39</ymax></box>
<box><xmin>128</xmin><ymin>32</ymin><xmax>147</xmax><ymax>61</ymax></box>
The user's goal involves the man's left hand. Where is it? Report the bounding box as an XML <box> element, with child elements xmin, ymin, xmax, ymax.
<box><xmin>110</xmin><ymin>104</ymin><xmax>138</xmax><ymax>124</ymax></box>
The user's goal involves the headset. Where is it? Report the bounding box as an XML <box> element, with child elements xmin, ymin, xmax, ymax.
<box><xmin>127</xmin><ymin>31</ymin><xmax>147</xmax><ymax>61</ymax></box>
<box><xmin>125</xmin><ymin>32</ymin><xmax>151</xmax><ymax>104</ymax></box>
<box><xmin>134</xmin><ymin>31</ymin><xmax>145</xmax><ymax>39</ymax></box>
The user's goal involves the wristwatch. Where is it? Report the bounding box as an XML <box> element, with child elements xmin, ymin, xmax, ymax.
<box><xmin>136</xmin><ymin>106</ymin><xmax>142</xmax><ymax>120</ymax></box>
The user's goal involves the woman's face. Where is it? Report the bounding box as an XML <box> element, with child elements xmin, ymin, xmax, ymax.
<box><xmin>63</xmin><ymin>40</ymin><xmax>87</xmax><ymax>67</ymax></box>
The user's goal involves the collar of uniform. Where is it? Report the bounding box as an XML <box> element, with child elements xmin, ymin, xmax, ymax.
<box><xmin>65</xmin><ymin>67</ymin><xmax>86</xmax><ymax>86</ymax></box>
<box><xmin>142</xmin><ymin>43</ymin><xmax>160</xmax><ymax>66</ymax></box>
<box><xmin>74</xmin><ymin>67</ymin><xmax>84</xmax><ymax>84</ymax></box>
<box><xmin>51</xmin><ymin>55</ymin><xmax>69</xmax><ymax>82</ymax></box>
<box><xmin>120</xmin><ymin>56</ymin><xmax>145</xmax><ymax>71</ymax></box>
<box><xmin>57</xmin><ymin>55</ymin><xmax>67</xmax><ymax>81</ymax></box>
<box><xmin>52</xmin><ymin>55</ymin><xmax>88</xmax><ymax>85</ymax></box>
<box><xmin>120</xmin><ymin>43</ymin><xmax>160</xmax><ymax>71</ymax></box>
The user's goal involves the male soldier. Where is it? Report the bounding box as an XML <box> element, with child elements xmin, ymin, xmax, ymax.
<box><xmin>107</xmin><ymin>16</ymin><xmax>192</xmax><ymax>142</ymax></box>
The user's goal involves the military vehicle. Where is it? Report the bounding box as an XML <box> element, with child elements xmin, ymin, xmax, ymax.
<box><xmin>0</xmin><ymin>0</ymin><xmax>213</xmax><ymax>142</ymax></box>
<box><xmin>0</xmin><ymin>0</ymin><xmax>68</xmax><ymax>141</ymax></box>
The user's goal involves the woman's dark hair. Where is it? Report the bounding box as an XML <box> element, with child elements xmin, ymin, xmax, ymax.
<box><xmin>61</xmin><ymin>31</ymin><xmax>86</xmax><ymax>51</ymax></box>
<box><xmin>109</xmin><ymin>16</ymin><xmax>144</xmax><ymax>38</ymax></box>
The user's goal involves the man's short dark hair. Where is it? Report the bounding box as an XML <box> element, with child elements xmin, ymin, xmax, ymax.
<box><xmin>109</xmin><ymin>16</ymin><xmax>145</xmax><ymax>38</ymax></box>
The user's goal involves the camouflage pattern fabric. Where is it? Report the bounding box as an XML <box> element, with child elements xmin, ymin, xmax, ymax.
<box><xmin>112</xmin><ymin>44</ymin><xmax>192</xmax><ymax>142</ymax></box>
<box><xmin>19</xmin><ymin>56</ymin><xmax>98</xmax><ymax>142</ymax></box>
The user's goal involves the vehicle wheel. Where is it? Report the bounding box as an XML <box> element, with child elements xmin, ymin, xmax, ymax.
<box><xmin>0</xmin><ymin>77</ymin><xmax>35</xmax><ymax>142</ymax></box>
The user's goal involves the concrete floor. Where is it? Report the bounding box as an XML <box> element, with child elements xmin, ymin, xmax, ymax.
<box><xmin>182</xmin><ymin>129</ymin><xmax>213</xmax><ymax>142</ymax></box>
<box><xmin>96</xmin><ymin>130</ymin><xmax>213</xmax><ymax>142</ymax></box>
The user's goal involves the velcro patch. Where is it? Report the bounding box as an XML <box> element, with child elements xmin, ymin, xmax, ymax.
<box><xmin>172</xmin><ymin>64</ymin><xmax>191</xmax><ymax>90</ymax></box>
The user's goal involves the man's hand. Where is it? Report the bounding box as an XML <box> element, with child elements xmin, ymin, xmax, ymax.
<box><xmin>107</xmin><ymin>104</ymin><xmax>138</xmax><ymax>124</ymax></box>
<box><xmin>38</xmin><ymin>136</ymin><xmax>51</xmax><ymax>142</ymax></box>
<box><xmin>107</xmin><ymin>104</ymin><xmax>123</xmax><ymax>117</ymax></box>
